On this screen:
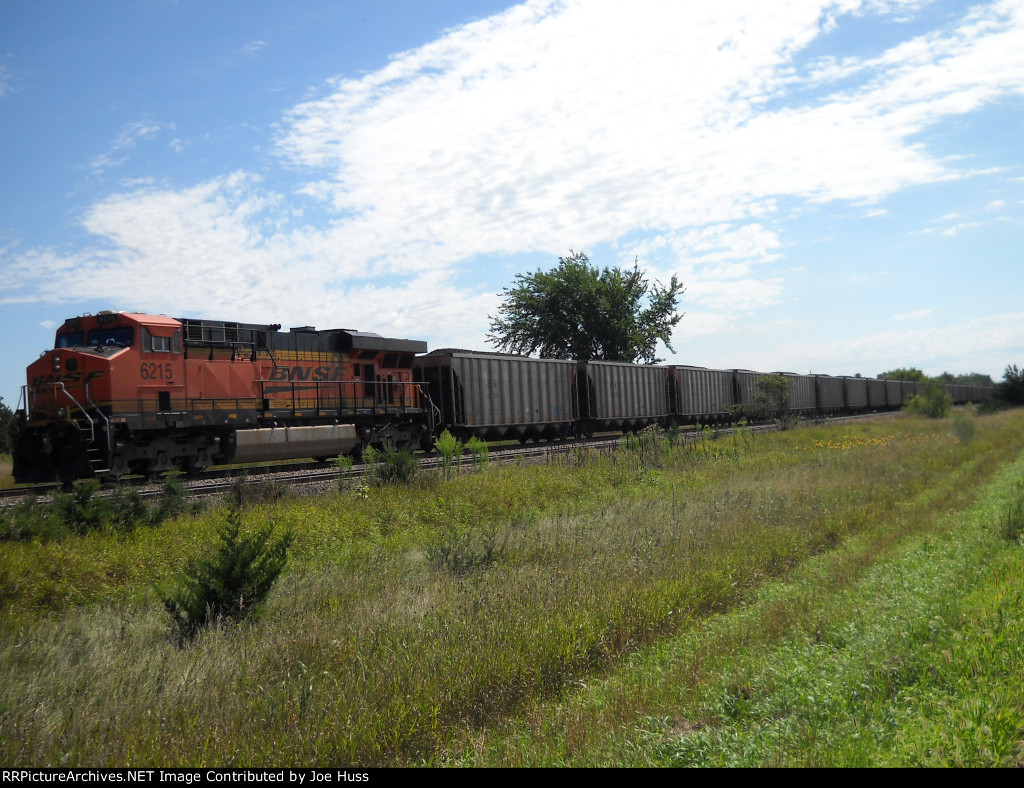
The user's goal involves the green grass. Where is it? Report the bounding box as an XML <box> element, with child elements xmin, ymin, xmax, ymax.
<box><xmin>438</xmin><ymin>424</ymin><xmax>1024</xmax><ymax>766</ymax></box>
<box><xmin>0</xmin><ymin>411</ymin><xmax>1022</xmax><ymax>766</ymax></box>
<box><xmin>645</xmin><ymin>464</ymin><xmax>1024</xmax><ymax>767</ymax></box>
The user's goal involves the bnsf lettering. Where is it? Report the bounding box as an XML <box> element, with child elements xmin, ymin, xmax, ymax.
<box><xmin>271</xmin><ymin>365</ymin><xmax>346</xmax><ymax>382</ymax></box>
<box><xmin>32</xmin><ymin>371</ymin><xmax>104</xmax><ymax>387</ymax></box>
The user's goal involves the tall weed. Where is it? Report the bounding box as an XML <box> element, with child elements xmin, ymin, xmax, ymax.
<box><xmin>435</xmin><ymin>429</ymin><xmax>463</xmax><ymax>480</ymax></box>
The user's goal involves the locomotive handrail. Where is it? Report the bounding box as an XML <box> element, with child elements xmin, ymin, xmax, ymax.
<box><xmin>254</xmin><ymin>378</ymin><xmax>427</xmax><ymax>419</ymax></box>
<box><xmin>182</xmin><ymin>338</ymin><xmax>257</xmax><ymax>348</ymax></box>
<box><xmin>84</xmin><ymin>380</ymin><xmax>113</xmax><ymax>455</ymax></box>
<box><xmin>52</xmin><ymin>382</ymin><xmax>96</xmax><ymax>444</ymax></box>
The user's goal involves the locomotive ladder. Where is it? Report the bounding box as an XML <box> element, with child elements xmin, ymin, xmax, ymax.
<box><xmin>83</xmin><ymin>440</ymin><xmax>110</xmax><ymax>475</ymax></box>
<box><xmin>54</xmin><ymin>382</ymin><xmax>112</xmax><ymax>475</ymax></box>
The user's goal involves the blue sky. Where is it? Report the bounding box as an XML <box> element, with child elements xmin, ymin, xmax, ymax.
<box><xmin>2</xmin><ymin>0</ymin><xmax>1023</xmax><ymax>406</ymax></box>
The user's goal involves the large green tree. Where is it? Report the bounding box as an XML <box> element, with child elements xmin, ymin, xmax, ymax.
<box><xmin>487</xmin><ymin>251</ymin><xmax>684</xmax><ymax>364</ymax></box>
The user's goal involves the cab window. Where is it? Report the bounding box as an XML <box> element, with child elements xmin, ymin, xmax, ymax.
<box><xmin>87</xmin><ymin>326</ymin><xmax>134</xmax><ymax>348</ymax></box>
<box><xmin>55</xmin><ymin>331</ymin><xmax>85</xmax><ymax>348</ymax></box>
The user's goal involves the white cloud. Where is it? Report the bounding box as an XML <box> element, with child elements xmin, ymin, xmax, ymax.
<box><xmin>624</xmin><ymin>224</ymin><xmax>785</xmax><ymax>319</ymax></box>
<box><xmin>941</xmin><ymin>221</ymin><xmax>982</xmax><ymax>236</ymax></box>
<box><xmin>5</xmin><ymin>0</ymin><xmax>1024</xmax><ymax>358</ymax></box>
<box><xmin>90</xmin><ymin>121</ymin><xmax>175</xmax><ymax>174</ymax></box>
<box><xmin>0</xmin><ymin>172</ymin><xmax>500</xmax><ymax>347</ymax></box>
<box><xmin>277</xmin><ymin>0</ymin><xmax>1024</xmax><ymax>256</ymax></box>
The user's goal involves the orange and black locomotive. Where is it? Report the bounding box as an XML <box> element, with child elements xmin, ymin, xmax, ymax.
<box><xmin>13</xmin><ymin>311</ymin><xmax>430</xmax><ymax>483</ymax></box>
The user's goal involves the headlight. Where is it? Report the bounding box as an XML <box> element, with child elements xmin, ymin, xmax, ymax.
<box><xmin>55</xmin><ymin>407</ymin><xmax>66</xmax><ymax>418</ymax></box>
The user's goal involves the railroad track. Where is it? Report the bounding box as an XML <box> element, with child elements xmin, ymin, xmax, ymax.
<box><xmin>0</xmin><ymin>412</ymin><xmax>896</xmax><ymax>507</ymax></box>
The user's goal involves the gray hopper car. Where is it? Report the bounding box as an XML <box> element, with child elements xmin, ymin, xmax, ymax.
<box><xmin>673</xmin><ymin>365</ymin><xmax>735</xmax><ymax>423</ymax></box>
<box><xmin>575</xmin><ymin>360</ymin><xmax>674</xmax><ymax>434</ymax></box>
<box><xmin>414</xmin><ymin>350</ymin><xmax>576</xmax><ymax>442</ymax></box>
<box><xmin>843</xmin><ymin>377</ymin><xmax>869</xmax><ymax>411</ymax></box>
<box><xmin>815</xmin><ymin>375</ymin><xmax>846</xmax><ymax>414</ymax></box>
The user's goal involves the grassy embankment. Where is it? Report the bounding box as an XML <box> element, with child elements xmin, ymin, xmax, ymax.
<box><xmin>1</xmin><ymin>410</ymin><xmax>1022</xmax><ymax>766</ymax></box>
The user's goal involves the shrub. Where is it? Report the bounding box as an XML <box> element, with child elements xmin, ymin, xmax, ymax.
<box><xmin>108</xmin><ymin>485</ymin><xmax>150</xmax><ymax>534</ymax></box>
<box><xmin>150</xmin><ymin>471</ymin><xmax>189</xmax><ymax>524</ymax></box>
<box><xmin>163</xmin><ymin>502</ymin><xmax>292</xmax><ymax>645</ymax></box>
<box><xmin>905</xmin><ymin>380</ymin><xmax>952</xmax><ymax>419</ymax></box>
<box><xmin>365</xmin><ymin>443</ymin><xmax>418</xmax><ymax>485</ymax></box>
<box><xmin>52</xmin><ymin>479</ymin><xmax>112</xmax><ymax>535</ymax></box>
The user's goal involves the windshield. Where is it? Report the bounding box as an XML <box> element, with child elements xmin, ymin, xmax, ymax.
<box><xmin>87</xmin><ymin>327</ymin><xmax>134</xmax><ymax>348</ymax></box>
<box><xmin>55</xmin><ymin>331</ymin><xmax>85</xmax><ymax>348</ymax></box>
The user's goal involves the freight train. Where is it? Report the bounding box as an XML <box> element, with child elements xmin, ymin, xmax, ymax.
<box><xmin>10</xmin><ymin>311</ymin><xmax>994</xmax><ymax>483</ymax></box>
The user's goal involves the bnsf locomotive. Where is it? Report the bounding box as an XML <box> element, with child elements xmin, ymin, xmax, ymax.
<box><xmin>12</xmin><ymin>311</ymin><xmax>430</xmax><ymax>483</ymax></box>
<box><xmin>11</xmin><ymin>311</ymin><xmax>994</xmax><ymax>484</ymax></box>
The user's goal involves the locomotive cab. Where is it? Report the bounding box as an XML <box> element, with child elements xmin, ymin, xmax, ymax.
<box><xmin>15</xmin><ymin>312</ymin><xmax>194</xmax><ymax>482</ymax></box>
